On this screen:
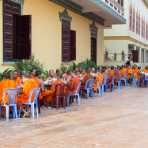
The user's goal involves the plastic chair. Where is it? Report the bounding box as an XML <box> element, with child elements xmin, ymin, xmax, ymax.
<box><xmin>144</xmin><ymin>77</ymin><xmax>148</xmax><ymax>87</ymax></box>
<box><xmin>54</xmin><ymin>83</ymin><xmax>66</xmax><ymax>109</ymax></box>
<box><xmin>103</xmin><ymin>76</ymin><xmax>115</xmax><ymax>92</ymax></box>
<box><xmin>120</xmin><ymin>77</ymin><xmax>128</xmax><ymax>87</ymax></box>
<box><xmin>132</xmin><ymin>77</ymin><xmax>139</xmax><ymax>87</ymax></box>
<box><xmin>0</xmin><ymin>88</ymin><xmax>18</xmax><ymax>120</ymax></box>
<box><xmin>117</xmin><ymin>80</ymin><xmax>122</xmax><ymax>93</ymax></box>
<box><xmin>67</xmin><ymin>82</ymin><xmax>81</xmax><ymax>109</ymax></box>
<box><xmin>22</xmin><ymin>88</ymin><xmax>40</xmax><ymax>118</ymax></box>
<box><xmin>84</xmin><ymin>79</ymin><xmax>95</xmax><ymax>98</ymax></box>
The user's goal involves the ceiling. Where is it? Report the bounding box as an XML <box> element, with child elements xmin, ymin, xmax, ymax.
<box><xmin>143</xmin><ymin>0</ymin><xmax>148</xmax><ymax>7</ymax></box>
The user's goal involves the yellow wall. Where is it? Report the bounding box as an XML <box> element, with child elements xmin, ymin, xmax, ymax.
<box><xmin>23</xmin><ymin>0</ymin><xmax>104</xmax><ymax>69</ymax></box>
<box><xmin>0</xmin><ymin>0</ymin><xmax>3</xmax><ymax>65</ymax></box>
<box><xmin>97</xmin><ymin>24</ymin><xmax>104</xmax><ymax>65</ymax></box>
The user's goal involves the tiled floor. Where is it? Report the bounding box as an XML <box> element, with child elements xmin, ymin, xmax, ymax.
<box><xmin>1</xmin><ymin>87</ymin><xmax>148</xmax><ymax>148</ymax></box>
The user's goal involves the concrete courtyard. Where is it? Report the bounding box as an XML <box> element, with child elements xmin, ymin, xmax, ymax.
<box><xmin>1</xmin><ymin>87</ymin><xmax>148</xmax><ymax>148</ymax></box>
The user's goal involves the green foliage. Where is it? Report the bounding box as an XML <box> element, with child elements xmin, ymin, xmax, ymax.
<box><xmin>60</xmin><ymin>59</ymin><xmax>97</xmax><ymax>74</ymax></box>
<box><xmin>3</xmin><ymin>68</ymin><xmax>15</xmax><ymax>79</ymax></box>
<box><xmin>60</xmin><ymin>65</ymin><xmax>67</xmax><ymax>75</ymax></box>
<box><xmin>77</xmin><ymin>59</ymin><xmax>97</xmax><ymax>70</ymax></box>
<box><xmin>67</xmin><ymin>62</ymin><xmax>77</xmax><ymax>72</ymax></box>
<box><xmin>0</xmin><ymin>72</ymin><xmax>3</xmax><ymax>81</ymax></box>
<box><xmin>13</xmin><ymin>57</ymin><xmax>46</xmax><ymax>77</ymax></box>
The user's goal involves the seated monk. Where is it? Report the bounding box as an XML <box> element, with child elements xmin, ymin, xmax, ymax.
<box><xmin>127</xmin><ymin>66</ymin><xmax>133</xmax><ymax>83</ymax></box>
<box><xmin>114</xmin><ymin>66</ymin><xmax>121</xmax><ymax>85</ymax></box>
<box><xmin>13</xmin><ymin>71</ymin><xmax>23</xmax><ymax>87</ymax></box>
<box><xmin>66</xmin><ymin>73</ymin><xmax>80</xmax><ymax>94</ymax></box>
<box><xmin>94</xmin><ymin>68</ymin><xmax>102</xmax><ymax>92</ymax></box>
<box><xmin>19</xmin><ymin>73</ymin><xmax>40</xmax><ymax>104</ymax></box>
<box><xmin>66</xmin><ymin>73</ymin><xmax>80</xmax><ymax>105</ymax></box>
<box><xmin>120</xmin><ymin>66</ymin><xmax>127</xmax><ymax>79</ymax></box>
<box><xmin>0</xmin><ymin>72</ymin><xmax>17</xmax><ymax>105</ymax></box>
<box><xmin>133</xmin><ymin>65</ymin><xmax>140</xmax><ymax>80</ymax></box>
<box><xmin>81</xmin><ymin>69</ymin><xmax>91</xmax><ymax>91</ymax></box>
<box><xmin>139</xmin><ymin>66</ymin><xmax>148</xmax><ymax>87</ymax></box>
<box><xmin>107</xmin><ymin>66</ymin><xmax>115</xmax><ymax>91</ymax></box>
<box><xmin>41</xmin><ymin>74</ymin><xmax>63</xmax><ymax>107</ymax></box>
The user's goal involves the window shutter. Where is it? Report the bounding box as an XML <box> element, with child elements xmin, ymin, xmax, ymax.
<box><xmin>3</xmin><ymin>0</ymin><xmax>21</xmax><ymax>61</ymax></box>
<box><xmin>62</xmin><ymin>20</ymin><xmax>71</xmax><ymax>62</ymax></box>
<box><xmin>13</xmin><ymin>15</ymin><xmax>31</xmax><ymax>59</ymax></box>
<box><xmin>70</xmin><ymin>30</ymin><xmax>76</xmax><ymax>61</ymax></box>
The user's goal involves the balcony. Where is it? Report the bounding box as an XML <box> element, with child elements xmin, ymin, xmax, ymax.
<box><xmin>70</xmin><ymin>0</ymin><xmax>126</xmax><ymax>26</ymax></box>
<box><xmin>104</xmin><ymin>0</ymin><xmax>124</xmax><ymax>16</ymax></box>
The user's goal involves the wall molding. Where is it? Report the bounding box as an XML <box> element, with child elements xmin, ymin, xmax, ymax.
<box><xmin>59</xmin><ymin>8</ymin><xmax>72</xmax><ymax>22</ymax></box>
<box><xmin>90</xmin><ymin>21</ymin><xmax>98</xmax><ymax>38</ymax></box>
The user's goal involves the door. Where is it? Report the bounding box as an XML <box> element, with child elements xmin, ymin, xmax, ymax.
<box><xmin>132</xmin><ymin>50</ymin><xmax>139</xmax><ymax>63</ymax></box>
<box><xmin>13</xmin><ymin>15</ymin><xmax>31</xmax><ymax>60</ymax></box>
<box><xmin>91</xmin><ymin>37</ymin><xmax>97</xmax><ymax>64</ymax></box>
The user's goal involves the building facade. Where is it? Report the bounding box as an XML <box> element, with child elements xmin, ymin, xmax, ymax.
<box><xmin>105</xmin><ymin>0</ymin><xmax>148</xmax><ymax>65</ymax></box>
<box><xmin>0</xmin><ymin>0</ymin><xmax>125</xmax><ymax>70</ymax></box>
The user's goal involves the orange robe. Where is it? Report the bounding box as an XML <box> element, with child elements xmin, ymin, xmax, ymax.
<box><xmin>16</xmin><ymin>77</ymin><xmax>22</xmax><ymax>86</ymax></box>
<box><xmin>19</xmin><ymin>78</ymin><xmax>39</xmax><ymax>104</ymax></box>
<box><xmin>127</xmin><ymin>68</ymin><xmax>133</xmax><ymax>79</ymax></box>
<box><xmin>94</xmin><ymin>73</ymin><xmax>104</xmax><ymax>92</ymax></box>
<box><xmin>41</xmin><ymin>79</ymin><xmax>64</xmax><ymax>105</ymax></box>
<box><xmin>120</xmin><ymin>68</ymin><xmax>127</xmax><ymax>77</ymax></box>
<box><xmin>67</xmin><ymin>76</ymin><xmax>80</xmax><ymax>94</ymax></box>
<box><xmin>133</xmin><ymin>68</ymin><xmax>139</xmax><ymax>79</ymax></box>
<box><xmin>0</xmin><ymin>79</ymin><xmax>17</xmax><ymax>104</ymax></box>
<box><xmin>81</xmin><ymin>73</ymin><xmax>90</xmax><ymax>90</ymax></box>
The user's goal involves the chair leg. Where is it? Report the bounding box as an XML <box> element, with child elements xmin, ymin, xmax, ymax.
<box><xmin>63</xmin><ymin>97</ymin><xmax>66</xmax><ymax>108</ymax></box>
<box><xmin>14</xmin><ymin>105</ymin><xmax>18</xmax><ymax>118</ymax></box>
<box><xmin>36</xmin><ymin>104</ymin><xmax>39</xmax><ymax>118</ymax></box>
<box><xmin>76</xmin><ymin>94</ymin><xmax>81</xmax><ymax>106</ymax></box>
<box><xmin>66</xmin><ymin>95</ymin><xmax>71</xmax><ymax>112</ymax></box>
<box><xmin>56</xmin><ymin>97</ymin><xmax>59</xmax><ymax>109</ymax></box>
<box><xmin>31</xmin><ymin>103</ymin><xmax>35</xmax><ymax>118</ymax></box>
<box><xmin>5</xmin><ymin>105</ymin><xmax>9</xmax><ymax>121</ymax></box>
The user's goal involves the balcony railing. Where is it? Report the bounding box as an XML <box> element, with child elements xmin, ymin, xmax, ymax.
<box><xmin>102</xmin><ymin>0</ymin><xmax>124</xmax><ymax>16</ymax></box>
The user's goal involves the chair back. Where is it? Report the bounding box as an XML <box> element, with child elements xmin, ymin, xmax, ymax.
<box><xmin>75</xmin><ymin>82</ymin><xmax>81</xmax><ymax>94</ymax></box>
<box><xmin>85</xmin><ymin>79</ymin><xmax>94</xmax><ymax>90</ymax></box>
<box><xmin>28</xmin><ymin>88</ymin><xmax>40</xmax><ymax>103</ymax></box>
<box><xmin>6</xmin><ymin>88</ymin><xmax>18</xmax><ymax>105</ymax></box>
<box><xmin>103</xmin><ymin>75</ymin><xmax>108</xmax><ymax>85</ymax></box>
<box><xmin>55</xmin><ymin>83</ymin><xmax>65</xmax><ymax>97</ymax></box>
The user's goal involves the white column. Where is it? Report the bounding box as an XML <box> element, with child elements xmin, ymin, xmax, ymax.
<box><xmin>144</xmin><ymin>49</ymin><xmax>147</xmax><ymax>64</ymax></box>
<box><xmin>139</xmin><ymin>48</ymin><xmax>141</xmax><ymax>63</ymax></box>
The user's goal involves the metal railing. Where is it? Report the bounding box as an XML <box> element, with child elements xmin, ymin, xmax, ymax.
<box><xmin>101</xmin><ymin>0</ymin><xmax>124</xmax><ymax>16</ymax></box>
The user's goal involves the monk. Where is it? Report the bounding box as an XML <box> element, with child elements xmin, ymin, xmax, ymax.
<box><xmin>133</xmin><ymin>65</ymin><xmax>140</xmax><ymax>80</ymax></box>
<box><xmin>66</xmin><ymin>73</ymin><xmax>81</xmax><ymax>106</ymax></box>
<box><xmin>127</xmin><ymin>66</ymin><xmax>133</xmax><ymax>83</ymax></box>
<box><xmin>0</xmin><ymin>73</ymin><xmax>17</xmax><ymax>105</ymax></box>
<box><xmin>107</xmin><ymin>66</ymin><xmax>115</xmax><ymax>91</ymax></box>
<box><xmin>19</xmin><ymin>73</ymin><xmax>40</xmax><ymax>104</ymax></box>
<box><xmin>41</xmin><ymin>73</ymin><xmax>60</xmax><ymax>107</ymax></box>
<box><xmin>94</xmin><ymin>68</ymin><xmax>103</xmax><ymax>92</ymax></box>
<box><xmin>114</xmin><ymin>66</ymin><xmax>121</xmax><ymax>85</ymax></box>
<box><xmin>81</xmin><ymin>69</ymin><xmax>90</xmax><ymax>89</ymax></box>
<box><xmin>139</xmin><ymin>66</ymin><xmax>148</xmax><ymax>87</ymax></box>
<box><xmin>120</xmin><ymin>66</ymin><xmax>127</xmax><ymax>78</ymax></box>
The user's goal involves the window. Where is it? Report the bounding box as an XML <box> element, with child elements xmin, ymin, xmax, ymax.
<box><xmin>3</xmin><ymin>0</ymin><xmax>31</xmax><ymax>62</ymax></box>
<box><xmin>3</xmin><ymin>0</ymin><xmax>21</xmax><ymax>61</ymax></box>
<box><xmin>129</xmin><ymin>5</ymin><xmax>132</xmax><ymax>31</ymax></box>
<box><xmin>61</xmin><ymin>20</ymin><xmax>76</xmax><ymax>62</ymax></box>
<box><xmin>70</xmin><ymin>30</ymin><xmax>76</xmax><ymax>61</ymax></box>
<box><xmin>132</xmin><ymin>7</ymin><xmax>135</xmax><ymax>32</ymax></box>
<box><xmin>13</xmin><ymin>15</ymin><xmax>31</xmax><ymax>60</ymax></box>
<box><xmin>136</xmin><ymin>9</ymin><xmax>138</xmax><ymax>34</ymax></box>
